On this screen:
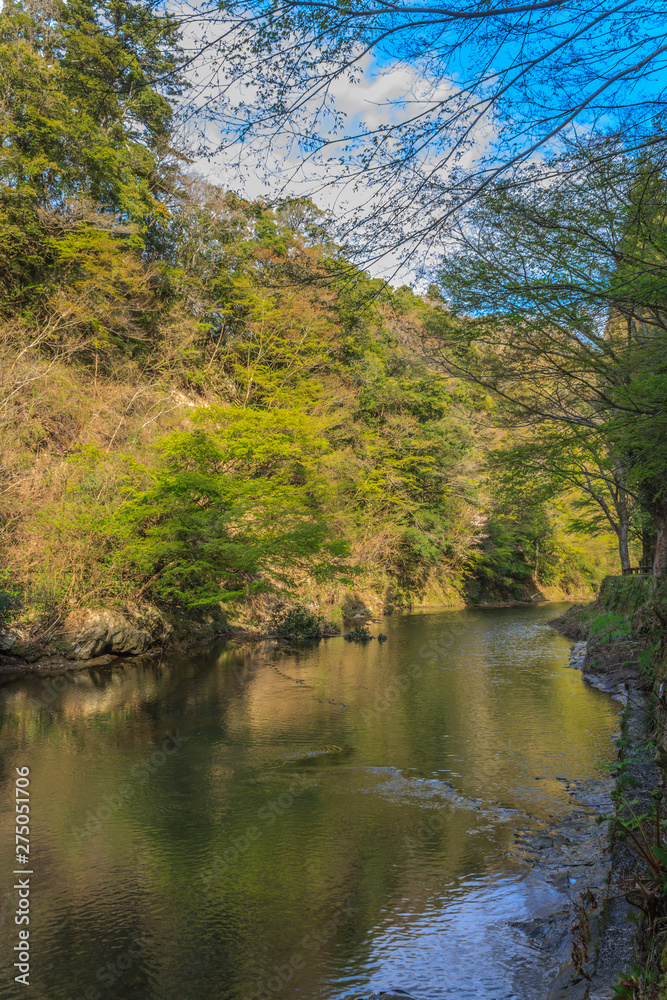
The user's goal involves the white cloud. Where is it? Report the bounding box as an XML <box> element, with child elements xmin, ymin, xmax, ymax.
<box><xmin>171</xmin><ymin>12</ymin><xmax>496</xmax><ymax>283</ymax></box>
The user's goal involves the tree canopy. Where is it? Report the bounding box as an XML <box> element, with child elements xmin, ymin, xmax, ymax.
<box><xmin>430</xmin><ymin>149</ymin><xmax>667</xmax><ymax>577</ymax></box>
<box><xmin>174</xmin><ymin>0</ymin><xmax>667</xmax><ymax>269</ymax></box>
<box><xmin>0</xmin><ymin>0</ymin><xmax>636</xmax><ymax>628</ymax></box>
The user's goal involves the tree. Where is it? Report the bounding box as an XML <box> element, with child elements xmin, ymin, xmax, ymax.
<box><xmin>604</xmin><ymin>336</ymin><xmax>667</xmax><ymax>577</ymax></box>
<box><xmin>488</xmin><ymin>425</ymin><xmax>637</xmax><ymax>573</ymax></box>
<box><xmin>0</xmin><ymin>0</ymin><xmax>185</xmax><ymax>310</ymax></box>
<box><xmin>176</xmin><ymin>0</ymin><xmax>667</xmax><ymax>269</ymax></box>
<box><xmin>0</xmin><ymin>1</ymin><xmax>183</xmax><ymax>220</ymax></box>
<box><xmin>112</xmin><ymin>407</ymin><xmax>348</xmax><ymax>610</ymax></box>
<box><xmin>427</xmin><ymin>149</ymin><xmax>667</xmax><ymax>579</ymax></box>
<box><xmin>0</xmin><ymin>0</ymin><xmax>193</xmax><ymax>367</ymax></box>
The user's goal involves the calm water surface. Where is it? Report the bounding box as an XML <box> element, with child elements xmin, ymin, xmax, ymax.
<box><xmin>0</xmin><ymin>605</ymin><xmax>619</xmax><ymax>1000</ymax></box>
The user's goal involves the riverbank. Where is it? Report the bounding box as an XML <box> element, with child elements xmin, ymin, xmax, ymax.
<box><xmin>0</xmin><ymin>581</ymin><xmax>597</xmax><ymax>686</ymax></box>
<box><xmin>549</xmin><ymin>576</ymin><xmax>667</xmax><ymax>999</ymax></box>
<box><xmin>547</xmin><ymin>650</ymin><xmax>655</xmax><ymax>999</ymax></box>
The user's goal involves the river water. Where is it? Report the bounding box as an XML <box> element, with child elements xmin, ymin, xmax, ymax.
<box><xmin>0</xmin><ymin>604</ymin><xmax>619</xmax><ymax>1000</ymax></box>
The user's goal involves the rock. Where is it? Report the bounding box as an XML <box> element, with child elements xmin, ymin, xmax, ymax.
<box><xmin>11</xmin><ymin>643</ymin><xmax>41</xmax><ymax>663</ymax></box>
<box><xmin>58</xmin><ymin>608</ymin><xmax>155</xmax><ymax>660</ymax></box>
<box><xmin>0</xmin><ymin>630</ymin><xmax>18</xmax><ymax>652</ymax></box>
<box><xmin>122</xmin><ymin>601</ymin><xmax>172</xmax><ymax>642</ymax></box>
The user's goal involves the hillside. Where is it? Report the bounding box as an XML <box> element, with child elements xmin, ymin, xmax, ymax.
<box><xmin>0</xmin><ymin>1</ymin><xmax>619</xmax><ymax>661</ymax></box>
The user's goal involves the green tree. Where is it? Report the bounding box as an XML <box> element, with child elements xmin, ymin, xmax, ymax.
<box><xmin>112</xmin><ymin>407</ymin><xmax>348</xmax><ymax>610</ymax></box>
<box><xmin>488</xmin><ymin>426</ymin><xmax>637</xmax><ymax>573</ymax></box>
<box><xmin>431</xmin><ymin>150</ymin><xmax>667</xmax><ymax>580</ymax></box>
<box><xmin>0</xmin><ymin>0</ymin><xmax>184</xmax><ymax>307</ymax></box>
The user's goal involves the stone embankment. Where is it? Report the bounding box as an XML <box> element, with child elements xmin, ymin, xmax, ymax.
<box><xmin>550</xmin><ymin>650</ymin><xmax>654</xmax><ymax>998</ymax></box>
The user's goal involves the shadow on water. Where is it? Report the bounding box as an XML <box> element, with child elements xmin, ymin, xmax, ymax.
<box><xmin>0</xmin><ymin>604</ymin><xmax>619</xmax><ymax>1000</ymax></box>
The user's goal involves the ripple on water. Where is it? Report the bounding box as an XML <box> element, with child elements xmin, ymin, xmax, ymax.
<box><xmin>0</xmin><ymin>603</ymin><xmax>619</xmax><ymax>1000</ymax></box>
<box><xmin>329</xmin><ymin>871</ymin><xmax>567</xmax><ymax>999</ymax></box>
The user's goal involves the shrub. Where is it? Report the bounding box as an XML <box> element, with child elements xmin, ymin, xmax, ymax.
<box><xmin>0</xmin><ymin>587</ymin><xmax>20</xmax><ymax>628</ymax></box>
<box><xmin>269</xmin><ymin>604</ymin><xmax>323</xmax><ymax>640</ymax></box>
<box><xmin>589</xmin><ymin>611</ymin><xmax>632</xmax><ymax>643</ymax></box>
<box><xmin>344</xmin><ymin>625</ymin><xmax>373</xmax><ymax>642</ymax></box>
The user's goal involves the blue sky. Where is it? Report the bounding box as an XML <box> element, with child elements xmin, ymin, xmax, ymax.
<box><xmin>169</xmin><ymin>0</ymin><xmax>667</xmax><ymax>279</ymax></box>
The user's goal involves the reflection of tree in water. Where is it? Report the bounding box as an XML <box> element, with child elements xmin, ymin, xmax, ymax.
<box><xmin>0</xmin><ymin>608</ymin><xmax>618</xmax><ymax>1000</ymax></box>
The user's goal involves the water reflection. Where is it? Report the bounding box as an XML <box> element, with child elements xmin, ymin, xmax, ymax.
<box><xmin>0</xmin><ymin>605</ymin><xmax>618</xmax><ymax>999</ymax></box>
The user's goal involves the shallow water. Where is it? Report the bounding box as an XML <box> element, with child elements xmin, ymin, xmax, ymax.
<box><xmin>0</xmin><ymin>604</ymin><xmax>618</xmax><ymax>999</ymax></box>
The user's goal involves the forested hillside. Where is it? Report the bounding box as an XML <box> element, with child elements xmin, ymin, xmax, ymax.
<box><xmin>0</xmin><ymin>1</ymin><xmax>620</xmax><ymax>646</ymax></box>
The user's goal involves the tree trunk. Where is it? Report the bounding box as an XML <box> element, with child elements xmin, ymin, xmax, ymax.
<box><xmin>654</xmin><ymin>511</ymin><xmax>667</xmax><ymax>584</ymax></box>
<box><xmin>642</xmin><ymin>525</ymin><xmax>657</xmax><ymax>569</ymax></box>
<box><xmin>617</xmin><ymin>524</ymin><xmax>631</xmax><ymax>574</ymax></box>
<box><xmin>614</xmin><ymin>462</ymin><xmax>632</xmax><ymax>574</ymax></box>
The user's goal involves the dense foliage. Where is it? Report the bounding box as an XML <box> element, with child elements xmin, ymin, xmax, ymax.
<box><xmin>433</xmin><ymin>150</ymin><xmax>667</xmax><ymax>582</ymax></box>
<box><xmin>0</xmin><ymin>1</ymin><xmax>619</xmax><ymax>632</ymax></box>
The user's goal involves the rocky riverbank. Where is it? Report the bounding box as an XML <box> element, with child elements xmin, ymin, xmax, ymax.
<box><xmin>0</xmin><ymin>598</ymin><xmax>352</xmax><ymax>686</ymax></box>
<box><xmin>547</xmin><ymin>579</ymin><xmax>667</xmax><ymax>1000</ymax></box>
<box><xmin>0</xmin><ymin>587</ymin><xmax>577</xmax><ymax>687</ymax></box>
<box><xmin>0</xmin><ymin>585</ymin><xmax>454</xmax><ymax>685</ymax></box>
<box><xmin>0</xmin><ymin>603</ymin><xmax>175</xmax><ymax>685</ymax></box>
<box><xmin>548</xmin><ymin>649</ymin><xmax>655</xmax><ymax>998</ymax></box>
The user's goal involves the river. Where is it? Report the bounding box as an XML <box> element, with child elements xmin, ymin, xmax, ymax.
<box><xmin>0</xmin><ymin>604</ymin><xmax>619</xmax><ymax>1000</ymax></box>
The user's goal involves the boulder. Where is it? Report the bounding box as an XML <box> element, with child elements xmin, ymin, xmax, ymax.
<box><xmin>121</xmin><ymin>601</ymin><xmax>172</xmax><ymax>642</ymax></box>
<box><xmin>11</xmin><ymin>643</ymin><xmax>41</xmax><ymax>663</ymax></box>
<box><xmin>58</xmin><ymin>609</ymin><xmax>155</xmax><ymax>660</ymax></box>
<box><xmin>0</xmin><ymin>630</ymin><xmax>18</xmax><ymax>653</ymax></box>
